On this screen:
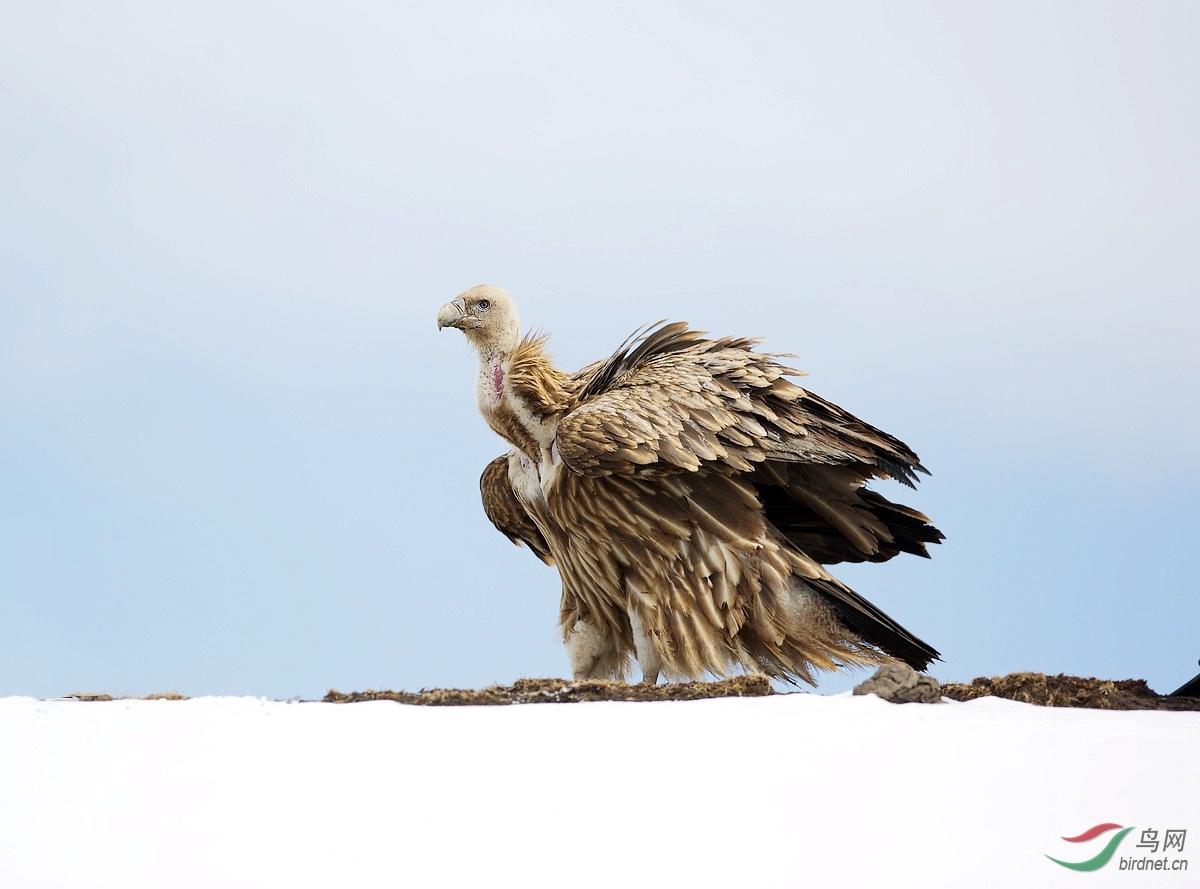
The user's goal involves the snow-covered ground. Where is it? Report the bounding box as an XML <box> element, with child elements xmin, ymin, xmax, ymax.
<box><xmin>2</xmin><ymin>692</ymin><xmax>1195</xmax><ymax>888</ymax></box>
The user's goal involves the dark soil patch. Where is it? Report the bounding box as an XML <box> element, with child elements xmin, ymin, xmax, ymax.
<box><xmin>940</xmin><ymin>672</ymin><xmax>1200</xmax><ymax>711</ymax></box>
<box><xmin>324</xmin><ymin>674</ymin><xmax>774</xmax><ymax>705</ymax></box>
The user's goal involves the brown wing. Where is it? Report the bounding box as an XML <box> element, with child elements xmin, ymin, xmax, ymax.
<box><xmin>554</xmin><ymin>321</ymin><xmax>942</xmax><ymax>564</ymax></box>
<box><xmin>479</xmin><ymin>453</ymin><xmax>554</xmax><ymax>565</ymax></box>
<box><xmin>555</xmin><ymin>321</ymin><xmax>928</xmax><ymax>485</ymax></box>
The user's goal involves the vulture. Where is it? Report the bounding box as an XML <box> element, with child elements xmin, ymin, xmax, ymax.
<box><xmin>438</xmin><ymin>284</ymin><xmax>942</xmax><ymax>685</ymax></box>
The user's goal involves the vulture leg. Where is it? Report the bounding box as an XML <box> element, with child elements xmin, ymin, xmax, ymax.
<box><xmin>566</xmin><ymin>619</ymin><xmax>617</xmax><ymax>679</ymax></box>
<box><xmin>628</xmin><ymin>608</ymin><xmax>662</xmax><ymax>685</ymax></box>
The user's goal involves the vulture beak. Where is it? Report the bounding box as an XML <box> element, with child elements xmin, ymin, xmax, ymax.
<box><xmin>437</xmin><ymin>298</ymin><xmax>467</xmax><ymax>331</ymax></box>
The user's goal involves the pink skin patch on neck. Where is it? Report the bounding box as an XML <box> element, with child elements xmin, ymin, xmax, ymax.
<box><xmin>492</xmin><ymin>362</ymin><xmax>505</xmax><ymax>398</ymax></box>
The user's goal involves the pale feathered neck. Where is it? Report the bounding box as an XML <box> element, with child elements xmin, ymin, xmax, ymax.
<box><xmin>472</xmin><ymin>330</ymin><xmax>571</xmax><ymax>462</ymax></box>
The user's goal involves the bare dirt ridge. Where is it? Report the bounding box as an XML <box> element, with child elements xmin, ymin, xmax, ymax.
<box><xmin>939</xmin><ymin>672</ymin><xmax>1200</xmax><ymax>711</ymax></box>
<box><xmin>323</xmin><ymin>674</ymin><xmax>774</xmax><ymax>705</ymax></box>
<box><xmin>325</xmin><ymin>671</ymin><xmax>1200</xmax><ymax>709</ymax></box>
<box><xmin>62</xmin><ymin>692</ymin><xmax>190</xmax><ymax>702</ymax></box>
<box><xmin>53</xmin><ymin>673</ymin><xmax>1200</xmax><ymax>709</ymax></box>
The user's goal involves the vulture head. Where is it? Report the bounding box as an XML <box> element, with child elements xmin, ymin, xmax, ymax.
<box><xmin>437</xmin><ymin>284</ymin><xmax>521</xmax><ymax>355</ymax></box>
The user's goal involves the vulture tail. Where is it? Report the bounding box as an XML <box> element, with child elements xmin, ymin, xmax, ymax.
<box><xmin>808</xmin><ymin>577</ymin><xmax>941</xmax><ymax>671</ymax></box>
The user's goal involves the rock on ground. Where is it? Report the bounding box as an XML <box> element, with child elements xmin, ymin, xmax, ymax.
<box><xmin>852</xmin><ymin>664</ymin><xmax>943</xmax><ymax>703</ymax></box>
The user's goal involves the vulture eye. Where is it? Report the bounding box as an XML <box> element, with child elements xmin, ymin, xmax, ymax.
<box><xmin>477</xmin><ymin>299</ymin><xmax>491</xmax><ymax>311</ymax></box>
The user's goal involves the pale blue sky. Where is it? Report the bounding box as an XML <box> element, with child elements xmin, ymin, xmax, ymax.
<box><xmin>2</xmin><ymin>2</ymin><xmax>1196</xmax><ymax>698</ymax></box>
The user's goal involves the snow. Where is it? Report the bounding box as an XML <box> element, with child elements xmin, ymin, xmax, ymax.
<box><xmin>1</xmin><ymin>693</ymin><xmax>1195</xmax><ymax>888</ymax></box>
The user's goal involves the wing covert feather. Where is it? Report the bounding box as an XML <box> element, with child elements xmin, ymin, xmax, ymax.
<box><xmin>554</xmin><ymin>323</ymin><xmax>928</xmax><ymax>485</ymax></box>
<box><xmin>480</xmin><ymin>454</ymin><xmax>555</xmax><ymax>565</ymax></box>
